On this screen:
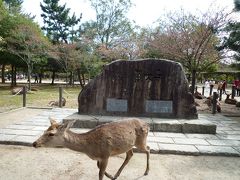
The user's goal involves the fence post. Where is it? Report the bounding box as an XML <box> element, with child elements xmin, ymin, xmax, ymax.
<box><xmin>202</xmin><ymin>86</ymin><xmax>205</xmax><ymax>96</ymax></box>
<box><xmin>23</xmin><ymin>86</ymin><xmax>26</xmax><ymax>107</ymax></box>
<box><xmin>212</xmin><ymin>92</ymin><xmax>218</xmax><ymax>114</ymax></box>
<box><xmin>59</xmin><ymin>86</ymin><xmax>63</xmax><ymax>108</ymax></box>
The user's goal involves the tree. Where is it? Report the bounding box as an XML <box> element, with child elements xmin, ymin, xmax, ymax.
<box><xmin>147</xmin><ymin>9</ymin><xmax>228</xmax><ymax>94</ymax></box>
<box><xmin>54</xmin><ymin>43</ymin><xmax>78</xmax><ymax>85</ymax></box>
<box><xmin>3</xmin><ymin>0</ymin><xmax>23</xmax><ymax>14</ymax></box>
<box><xmin>0</xmin><ymin>0</ymin><xmax>6</xmax><ymax>51</ymax></box>
<box><xmin>0</xmin><ymin>0</ymin><xmax>20</xmax><ymax>84</ymax></box>
<box><xmin>97</xmin><ymin>27</ymin><xmax>147</xmax><ymax>60</ymax></box>
<box><xmin>5</xmin><ymin>19</ymin><xmax>50</xmax><ymax>90</ymax></box>
<box><xmin>81</xmin><ymin>0</ymin><xmax>133</xmax><ymax>50</ymax></box>
<box><xmin>234</xmin><ymin>0</ymin><xmax>240</xmax><ymax>10</ymax></box>
<box><xmin>221</xmin><ymin>0</ymin><xmax>240</xmax><ymax>71</ymax></box>
<box><xmin>40</xmin><ymin>0</ymin><xmax>81</xmax><ymax>44</ymax></box>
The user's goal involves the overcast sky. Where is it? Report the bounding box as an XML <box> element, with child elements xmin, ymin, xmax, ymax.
<box><xmin>22</xmin><ymin>0</ymin><xmax>236</xmax><ymax>27</ymax></box>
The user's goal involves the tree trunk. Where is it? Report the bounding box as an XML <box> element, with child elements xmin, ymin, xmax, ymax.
<box><xmin>11</xmin><ymin>65</ymin><xmax>17</xmax><ymax>86</ymax></box>
<box><xmin>13</xmin><ymin>66</ymin><xmax>17</xmax><ymax>86</ymax></box>
<box><xmin>81</xmin><ymin>73</ymin><xmax>86</xmax><ymax>86</ymax></box>
<box><xmin>1</xmin><ymin>64</ymin><xmax>5</xmax><ymax>83</ymax></box>
<box><xmin>72</xmin><ymin>71</ymin><xmax>75</xmax><ymax>86</ymax></box>
<box><xmin>11</xmin><ymin>65</ymin><xmax>14</xmax><ymax>86</ymax></box>
<box><xmin>77</xmin><ymin>68</ymin><xmax>85</xmax><ymax>88</ymax></box>
<box><xmin>69</xmin><ymin>71</ymin><xmax>73</xmax><ymax>86</ymax></box>
<box><xmin>27</xmin><ymin>64</ymin><xmax>32</xmax><ymax>90</ymax></box>
<box><xmin>51</xmin><ymin>70</ymin><xmax>55</xmax><ymax>85</ymax></box>
<box><xmin>39</xmin><ymin>69</ymin><xmax>43</xmax><ymax>83</ymax></box>
<box><xmin>191</xmin><ymin>69</ymin><xmax>196</xmax><ymax>94</ymax></box>
<box><xmin>65</xmin><ymin>72</ymin><xmax>68</xmax><ymax>86</ymax></box>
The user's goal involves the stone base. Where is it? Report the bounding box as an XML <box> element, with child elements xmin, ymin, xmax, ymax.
<box><xmin>182</xmin><ymin>120</ymin><xmax>217</xmax><ymax>134</ymax></box>
<box><xmin>63</xmin><ymin>113</ymin><xmax>217</xmax><ymax>134</ymax></box>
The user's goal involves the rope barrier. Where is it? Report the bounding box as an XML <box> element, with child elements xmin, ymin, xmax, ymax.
<box><xmin>11</xmin><ymin>88</ymin><xmax>23</xmax><ymax>97</ymax></box>
<box><xmin>63</xmin><ymin>89</ymin><xmax>76</xmax><ymax>97</ymax></box>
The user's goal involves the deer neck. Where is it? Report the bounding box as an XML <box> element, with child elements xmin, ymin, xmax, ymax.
<box><xmin>63</xmin><ymin>130</ymin><xmax>88</xmax><ymax>153</ymax></box>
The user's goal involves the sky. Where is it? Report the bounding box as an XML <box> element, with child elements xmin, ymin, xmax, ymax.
<box><xmin>22</xmin><ymin>0</ymin><xmax>236</xmax><ymax>27</ymax></box>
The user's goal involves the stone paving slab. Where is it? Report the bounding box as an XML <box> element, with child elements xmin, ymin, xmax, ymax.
<box><xmin>216</xmin><ymin>134</ymin><xmax>240</xmax><ymax>140</ymax></box>
<box><xmin>173</xmin><ymin>138</ymin><xmax>210</xmax><ymax>145</ymax></box>
<box><xmin>148</xmin><ymin>136</ymin><xmax>174</xmax><ymax>144</ymax></box>
<box><xmin>233</xmin><ymin>146</ymin><xmax>240</xmax><ymax>153</ymax></box>
<box><xmin>10</xmin><ymin>135</ymin><xmax>41</xmax><ymax>145</ymax></box>
<box><xmin>206</xmin><ymin>139</ymin><xmax>240</xmax><ymax>146</ymax></box>
<box><xmin>158</xmin><ymin>143</ymin><xmax>200</xmax><ymax>155</ymax></box>
<box><xmin>185</xmin><ymin>133</ymin><xmax>219</xmax><ymax>139</ymax></box>
<box><xmin>0</xmin><ymin>134</ymin><xmax>16</xmax><ymax>141</ymax></box>
<box><xmin>0</xmin><ymin>129</ymin><xmax>42</xmax><ymax>136</ymax></box>
<box><xmin>147</xmin><ymin>142</ymin><xmax>159</xmax><ymax>153</ymax></box>
<box><xmin>5</xmin><ymin>125</ymin><xmax>37</xmax><ymax>130</ymax></box>
<box><xmin>154</xmin><ymin>132</ymin><xmax>187</xmax><ymax>138</ymax></box>
<box><xmin>196</xmin><ymin>145</ymin><xmax>239</xmax><ymax>156</ymax></box>
<box><xmin>0</xmin><ymin>108</ymin><xmax>239</xmax><ymax>157</ymax></box>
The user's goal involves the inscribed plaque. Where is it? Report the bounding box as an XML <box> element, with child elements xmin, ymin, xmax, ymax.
<box><xmin>106</xmin><ymin>98</ymin><xmax>128</xmax><ymax>112</ymax></box>
<box><xmin>145</xmin><ymin>100</ymin><xmax>173</xmax><ymax>113</ymax></box>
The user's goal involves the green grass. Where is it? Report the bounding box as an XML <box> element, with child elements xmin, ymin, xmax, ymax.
<box><xmin>0</xmin><ymin>84</ymin><xmax>81</xmax><ymax>113</ymax></box>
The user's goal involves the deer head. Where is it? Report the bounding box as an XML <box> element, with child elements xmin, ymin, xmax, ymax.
<box><xmin>33</xmin><ymin>118</ymin><xmax>75</xmax><ymax>148</ymax></box>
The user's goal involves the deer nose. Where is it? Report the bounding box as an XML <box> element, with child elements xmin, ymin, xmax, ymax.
<box><xmin>32</xmin><ymin>141</ymin><xmax>38</xmax><ymax>148</ymax></box>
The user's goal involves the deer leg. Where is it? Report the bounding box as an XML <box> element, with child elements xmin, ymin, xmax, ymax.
<box><xmin>113</xmin><ymin>149</ymin><xmax>133</xmax><ymax>180</ymax></box>
<box><xmin>97</xmin><ymin>161</ymin><xmax>114</xmax><ymax>179</ymax></box>
<box><xmin>144</xmin><ymin>145</ymin><xmax>150</xmax><ymax>175</ymax></box>
<box><xmin>98</xmin><ymin>158</ymin><xmax>109</xmax><ymax>180</ymax></box>
<box><xmin>138</xmin><ymin>145</ymin><xmax>150</xmax><ymax>175</ymax></box>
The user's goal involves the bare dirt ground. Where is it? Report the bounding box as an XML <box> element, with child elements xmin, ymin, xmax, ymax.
<box><xmin>0</xmin><ymin>145</ymin><xmax>240</xmax><ymax>180</ymax></box>
<box><xmin>195</xmin><ymin>98</ymin><xmax>240</xmax><ymax>116</ymax></box>
<box><xmin>0</xmin><ymin>108</ymin><xmax>240</xmax><ymax>180</ymax></box>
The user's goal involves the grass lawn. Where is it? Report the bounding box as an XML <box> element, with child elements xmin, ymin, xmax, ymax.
<box><xmin>0</xmin><ymin>83</ymin><xmax>81</xmax><ymax>113</ymax></box>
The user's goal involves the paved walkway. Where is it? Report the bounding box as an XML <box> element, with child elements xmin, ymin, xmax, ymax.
<box><xmin>0</xmin><ymin>108</ymin><xmax>239</xmax><ymax>157</ymax></box>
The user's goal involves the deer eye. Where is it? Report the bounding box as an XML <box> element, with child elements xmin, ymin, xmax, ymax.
<box><xmin>48</xmin><ymin>133</ymin><xmax>55</xmax><ymax>136</ymax></box>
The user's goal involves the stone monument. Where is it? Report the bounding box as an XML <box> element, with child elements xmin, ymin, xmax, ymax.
<box><xmin>78</xmin><ymin>59</ymin><xmax>197</xmax><ymax>119</ymax></box>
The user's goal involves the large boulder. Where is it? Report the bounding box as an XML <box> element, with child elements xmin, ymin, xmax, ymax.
<box><xmin>78</xmin><ymin>59</ymin><xmax>197</xmax><ymax>119</ymax></box>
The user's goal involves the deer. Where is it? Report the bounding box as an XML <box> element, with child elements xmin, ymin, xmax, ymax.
<box><xmin>48</xmin><ymin>97</ymin><xmax>66</xmax><ymax>107</ymax></box>
<box><xmin>33</xmin><ymin>117</ymin><xmax>150</xmax><ymax>180</ymax></box>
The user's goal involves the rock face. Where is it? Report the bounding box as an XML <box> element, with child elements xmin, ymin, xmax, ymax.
<box><xmin>78</xmin><ymin>59</ymin><xmax>197</xmax><ymax>118</ymax></box>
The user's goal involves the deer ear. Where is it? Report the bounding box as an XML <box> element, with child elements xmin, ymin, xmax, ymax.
<box><xmin>62</xmin><ymin>120</ymin><xmax>76</xmax><ymax>130</ymax></box>
<box><xmin>49</xmin><ymin>117</ymin><xmax>56</xmax><ymax>124</ymax></box>
<box><xmin>49</xmin><ymin>117</ymin><xmax>59</xmax><ymax>127</ymax></box>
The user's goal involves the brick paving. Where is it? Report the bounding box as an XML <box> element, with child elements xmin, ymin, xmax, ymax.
<box><xmin>0</xmin><ymin>108</ymin><xmax>239</xmax><ymax>156</ymax></box>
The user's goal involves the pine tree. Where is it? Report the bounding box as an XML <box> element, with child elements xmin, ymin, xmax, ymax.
<box><xmin>3</xmin><ymin>0</ymin><xmax>22</xmax><ymax>14</ymax></box>
<box><xmin>234</xmin><ymin>0</ymin><xmax>240</xmax><ymax>10</ymax></box>
<box><xmin>40</xmin><ymin>0</ymin><xmax>81</xmax><ymax>44</ymax></box>
<box><xmin>222</xmin><ymin>0</ymin><xmax>240</xmax><ymax>69</ymax></box>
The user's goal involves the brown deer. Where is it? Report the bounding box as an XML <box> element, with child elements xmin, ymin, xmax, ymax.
<box><xmin>33</xmin><ymin>118</ymin><xmax>150</xmax><ymax>180</ymax></box>
<box><xmin>48</xmin><ymin>97</ymin><xmax>66</xmax><ymax>107</ymax></box>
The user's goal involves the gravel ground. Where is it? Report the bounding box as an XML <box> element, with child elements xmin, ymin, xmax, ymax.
<box><xmin>0</xmin><ymin>145</ymin><xmax>240</xmax><ymax>180</ymax></box>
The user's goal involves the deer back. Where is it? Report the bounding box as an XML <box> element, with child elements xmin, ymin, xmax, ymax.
<box><xmin>80</xmin><ymin>118</ymin><xmax>149</xmax><ymax>158</ymax></box>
